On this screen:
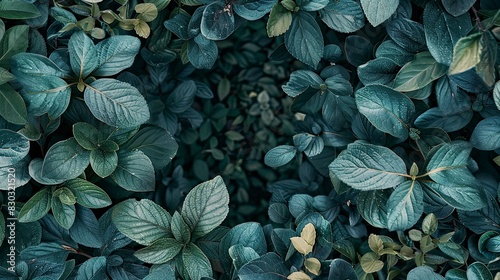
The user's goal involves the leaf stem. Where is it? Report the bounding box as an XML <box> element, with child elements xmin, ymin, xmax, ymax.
<box><xmin>472</xmin><ymin>7</ymin><xmax>484</xmax><ymax>32</ymax></box>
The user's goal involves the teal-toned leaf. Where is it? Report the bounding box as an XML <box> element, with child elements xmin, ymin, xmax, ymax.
<box><xmin>187</xmin><ymin>34</ymin><xmax>218</xmax><ymax>69</ymax></box>
<box><xmin>407</xmin><ymin>266</ymin><xmax>445</xmax><ymax>280</ymax></box>
<box><xmin>423</xmin><ymin>2</ymin><xmax>471</xmax><ymax>65</ymax></box>
<box><xmin>296</xmin><ymin>0</ymin><xmax>328</xmax><ymax>11</ymax></box>
<box><xmin>76</xmin><ymin>256</ymin><xmax>107</xmax><ymax>280</ymax></box>
<box><xmin>121</xmin><ymin>125</ymin><xmax>178</xmax><ymax>169</ymax></box>
<box><xmin>134</xmin><ymin>237</ymin><xmax>183</xmax><ymax>264</ymax></box>
<box><xmin>164</xmin><ymin>11</ymin><xmax>191</xmax><ymax>40</ymax></box>
<box><xmin>360</xmin><ymin>0</ymin><xmax>399</xmax><ymax>27</ymax></box>
<box><xmin>65</xmin><ymin>178</ymin><xmax>111</xmax><ymax>208</ymax></box>
<box><xmin>284</xmin><ymin>11</ymin><xmax>324</xmax><ymax>68</ymax></box>
<box><xmin>68</xmin><ymin>31</ymin><xmax>98</xmax><ymax>79</ymax></box>
<box><xmin>449</xmin><ymin>33</ymin><xmax>482</xmax><ymax>75</ymax></box>
<box><xmin>386</xmin><ymin>181</ymin><xmax>424</xmax><ymax>231</ymax></box>
<box><xmin>470</xmin><ymin>117</ymin><xmax>500</xmax><ymax>151</ymax></box>
<box><xmin>69</xmin><ymin>206</ymin><xmax>103</xmax><ymax>248</ymax></box>
<box><xmin>393</xmin><ymin>51</ymin><xmax>448</xmax><ymax>92</ymax></box>
<box><xmin>319</xmin><ymin>0</ymin><xmax>365</xmax><ymax>33</ymax></box>
<box><xmin>266</xmin><ymin>2</ymin><xmax>292</xmax><ymax>37</ymax></box>
<box><xmin>356</xmin><ymin>189</ymin><xmax>390</xmax><ymax>228</ymax></box>
<box><xmin>328</xmin><ymin>258</ymin><xmax>357</xmax><ymax>280</ymax></box>
<box><xmin>181</xmin><ymin>176</ymin><xmax>229</xmax><ymax>238</ymax></box>
<box><xmin>72</xmin><ymin>122</ymin><xmax>98</xmax><ymax>150</ymax></box>
<box><xmin>182</xmin><ymin>243</ymin><xmax>212</xmax><ymax>279</ymax></box>
<box><xmin>0</xmin><ymin>0</ymin><xmax>40</xmax><ymax>20</ymax></box>
<box><xmin>355</xmin><ymin>85</ymin><xmax>415</xmax><ymax>139</ymax></box>
<box><xmin>201</xmin><ymin>2</ymin><xmax>234</xmax><ymax>40</ymax></box>
<box><xmin>358</xmin><ymin>57</ymin><xmax>399</xmax><ymax>86</ymax></box>
<box><xmin>90</xmin><ymin>148</ymin><xmax>117</xmax><ymax>178</ymax></box>
<box><xmin>458</xmin><ymin>193</ymin><xmax>500</xmax><ymax>234</ymax></box>
<box><xmin>18</xmin><ymin>187</ymin><xmax>51</xmax><ymax>222</ymax></box>
<box><xmin>167</xmin><ymin>80</ymin><xmax>196</xmax><ymax>113</ymax></box>
<box><xmin>386</xmin><ymin>18</ymin><xmax>426</xmax><ymax>52</ymax></box>
<box><xmin>0</xmin><ymin>79</ymin><xmax>28</xmax><ymax>122</ymax></box>
<box><xmin>0</xmin><ymin>25</ymin><xmax>29</xmax><ymax>68</ymax></box>
<box><xmin>41</xmin><ymin>138</ymin><xmax>90</xmax><ymax>181</ymax></box>
<box><xmin>438</xmin><ymin>242</ymin><xmax>468</xmax><ymax>264</ymax></box>
<box><xmin>425</xmin><ymin>181</ymin><xmax>487</xmax><ymax>211</ymax></box>
<box><xmin>445</xmin><ymin>269</ymin><xmax>467</xmax><ymax>280</ymax></box>
<box><xmin>0</xmin><ymin>129</ymin><xmax>29</xmax><ymax>168</ymax></box>
<box><xmin>426</xmin><ymin>140</ymin><xmax>471</xmax><ymax>175</ymax></box>
<box><xmin>0</xmin><ymin>67</ymin><xmax>14</xmax><ymax>85</ymax></box>
<box><xmin>375</xmin><ymin>39</ymin><xmax>414</xmax><ymax>66</ymax></box>
<box><xmin>467</xmin><ymin>262</ymin><xmax>493</xmax><ymax>280</ymax></box>
<box><xmin>282</xmin><ymin>70</ymin><xmax>323</xmax><ymax>97</ymax></box>
<box><xmin>112</xmin><ymin>198</ymin><xmax>172</xmax><ymax>246</ymax></box>
<box><xmin>52</xmin><ymin>196</ymin><xmax>76</xmax><ymax>229</ymax></box>
<box><xmin>238</xmin><ymin>253</ymin><xmax>289</xmax><ymax>280</ymax></box>
<box><xmin>329</xmin><ymin>141</ymin><xmax>407</xmax><ymax>190</ymax></box>
<box><xmin>111</xmin><ymin>150</ymin><xmax>155</xmax><ymax>192</ymax></box>
<box><xmin>494</xmin><ymin>81</ymin><xmax>500</xmax><ymax>110</ymax></box>
<box><xmin>264</xmin><ymin>145</ymin><xmax>297</xmax><ymax>167</ymax></box>
<box><xmin>414</xmin><ymin>106</ymin><xmax>472</xmax><ymax>132</ymax></box>
<box><xmin>229</xmin><ymin>244</ymin><xmax>260</xmax><ymax>272</ymax></box>
<box><xmin>171</xmin><ymin>211</ymin><xmax>191</xmax><ymax>244</ymax></box>
<box><xmin>84</xmin><ymin>78</ymin><xmax>150</xmax><ymax>128</ymax></box>
<box><xmin>94</xmin><ymin>35</ymin><xmax>141</xmax><ymax>76</ymax></box>
<box><xmin>441</xmin><ymin>0</ymin><xmax>475</xmax><ymax>17</ymax></box>
<box><xmin>233</xmin><ymin>0</ymin><xmax>275</xmax><ymax>21</ymax></box>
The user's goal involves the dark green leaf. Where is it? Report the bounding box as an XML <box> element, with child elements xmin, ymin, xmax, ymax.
<box><xmin>76</xmin><ymin>256</ymin><xmax>107</xmax><ymax>280</ymax></box>
<box><xmin>0</xmin><ymin>0</ymin><xmax>40</xmax><ymax>20</ymax></box>
<box><xmin>476</xmin><ymin>31</ymin><xmax>497</xmax><ymax>87</ymax></box>
<box><xmin>171</xmin><ymin>211</ymin><xmax>191</xmax><ymax>244</ymax></box>
<box><xmin>449</xmin><ymin>33</ymin><xmax>482</xmax><ymax>75</ymax></box>
<box><xmin>441</xmin><ymin>0</ymin><xmax>475</xmax><ymax>16</ymax></box>
<box><xmin>182</xmin><ymin>243</ymin><xmax>212</xmax><ymax>279</ymax></box>
<box><xmin>187</xmin><ymin>34</ymin><xmax>218</xmax><ymax>69</ymax></box>
<box><xmin>264</xmin><ymin>145</ymin><xmax>297</xmax><ymax>167</ymax></box>
<box><xmin>112</xmin><ymin>198</ymin><xmax>172</xmax><ymax>246</ymax></box>
<box><xmin>134</xmin><ymin>237</ymin><xmax>182</xmax><ymax>264</ymax></box>
<box><xmin>282</xmin><ymin>70</ymin><xmax>323</xmax><ymax>97</ymax></box>
<box><xmin>356</xmin><ymin>189</ymin><xmax>390</xmax><ymax>228</ymax></box>
<box><xmin>52</xmin><ymin>196</ymin><xmax>76</xmax><ymax>229</ymax></box>
<box><xmin>284</xmin><ymin>11</ymin><xmax>324</xmax><ymax>68</ymax></box>
<box><xmin>386</xmin><ymin>181</ymin><xmax>424</xmax><ymax>231</ymax></box>
<box><xmin>467</xmin><ymin>262</ymin><xmax>493</xmax><ymax>280</ymax></box>
<box><xmin>90</xmin><ymin>148</ymin><xmax>118</xmax><ymax>178</ymax></box>
<box><xmin>65</xmin><ymin>178</ymin><xmax>111</xmax><ymax>208</ymax></box>
<box><xmin>111</xmin><ymin>150</ymin><xmax>155</xmax><ymax>192</ymax></box>
<box><xmin>0</xmin><ymin>129</ymin><xmax>29</xmax><ymax>167</ymax></box>
<box><xmin>0</xmin><ymin>25</ymin><xmax>29</xmax><ymax>69</ymax></box>
<box><xmin>267</xmin><ymin>3</ymin><xmax>292</xmax><ymax>37</ymax></box>
<box><xmin>329</xmin><ymin>141</ymin><xmax>407</xmax><ymax>190</ymax></box>
<box><xmin>319</xmin><ymin>0</ymin><xmax>365</xmax><ymax>33</ymax></box>
<box><xmin>0</xmin><ymin>83</ymin><xmax>27</xmax><ymax>125</ymax></box>
<box><xmin>238</xmin><ymin>253</ymin><xmax>288</xmax><ymax>280</ymax></box>
<box><xmin>201</xmin><ymin>2</ymin><xmax>234</xmax><ymax>40</ymax></box>
<box><xmin>72</xmin><ymin>122</ymin><xmax>98</xmax><ymax>150</ymax></box>
<box><xmin>68</xmin><ymin>31</ymin><xmax>98</xmax><ymax>78</ymax></box>
<box><xmin>181</xmin><ymin>175</ymin><xmax>229</xmax><ymax>238</ymax></box>
<box><xmin>358</xmin><ymin>57</ymin><xmax>399</xmax><ymax>86</ymax></box>
<box><xmin>18</xmin><ymin>187</ymin><xmax>51</xmax><ymax>222</ymax></box>
<box><xmin>233</xmin><ymin>0</ymin><xmax>275</xmax><ymax>21</ymax></box>
<box><xmin>470</xmin><ymin>117</ymin><xmax>500</xmax><ymax>151</ymax></box>
<box><xmin>41</xmin><ymin>138</ymin><xmax>90</xmax><ymax>182</ymax></box>
<box><xmin>356</xmin><ymin>85</ymin><xmax>415</xmax><ymax>139</ymax></box>
<box><xmin>393</xmin><ymin>51</ymin><xmax>448</xmax><ymax>92</ymax></box>
<box><xmin>386</xmin><ymin>18</ymin><xmax>426</xmax><ymax>52</ymax></box>
<box><xmin>84</xmin><ymin>79</ymin><xmax>150</xmax><ymax>128</ymax></box>
<box><xmin>328</xmin><ymin>258</ymin><xmax>357</xmax><ymax>280</ymax></box>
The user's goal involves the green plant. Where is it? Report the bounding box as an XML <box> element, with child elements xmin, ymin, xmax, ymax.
<box><xmin>0</xmin><ymin>0</ymin><xmax>499</xmax><ymax>279</ymax></box>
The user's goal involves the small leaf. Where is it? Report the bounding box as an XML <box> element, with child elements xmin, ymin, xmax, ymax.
<box><xmin>201</xmin><ymin>2</ymin><xmax>234</xmax><ymax>40</ymax></box>
<box><xmin>94</xmin><ymin>35</ymin><xmax>141</xmax><ymax>76</ymax></box>
<box><xmin>393</xmin><ymin>51</ymin><xmax>448</xmax><ymax>92</ymax></box>
<box><xmin>0</xmin><ymin>83</ymin><xmax>28</xmax><ymax>125</ymax></box>
<box><xmin>360</xmin><ymin>252</ymin><xmax>384</xmax><ymax>273</ymax></box>
<box><xmin>305</xmin><ymin>257</ymin><xmax>321</xmax><ymax>276</ymax></box>
<box><xmin>111</xmin><ymin>150</ymin><xmax>155</xmax><ymax>192</ymax></box>
<box><xmin>65</xmin><ymin>178</ymin><xmax>111</xmax><ymax>208</ymax></box>
<box><xmin>72</xmin><ymin>122</ymin><xmax>98</xmax><ymax>150</ymax></box>
<box><xmin>407</xmin><ymin>266</ymin><xmax>445</xmax><ymax>280</ymax></box>
<box><xmin>134</xmin><ymin>237</ymin><xmax>182</xmax><ymax>264</ymax></box>
<box><xmin>287</xmin><ymin>271</ymin><xmax>311</xmax><ymax>280</ymax></box>
<box><xmin>300</xmin><ymin>223</ymin><xmax>316</xmax><ymax>246</ymax></box>
<box><xmin>90</xmin><ymin>149</ymin><xmax>117</xmax><ymax>178</ymax></box>
<box><xmin>264</xmin><ymin>145</ymin><xmax>297</xmax><ymax>168</ymax></box>
<box><xmin>182</xmin><ymin>243</ymin><xmax>212</xmax><ymax>279</ymax></box>
<box><xmin>290</xmin><ymin>237</ymin><xmax>313</xmax><ymax>255</ymax></box>
<box><xmin>470</xmin><ymin>117</ymin><xmax>500</xmax><ymax>151</ymax></box>
<box><xmin>449</xmin><ymin>33</ymin><xmax>482</xmax><ymax>75</ymax></box>
<box><xmin>75</xmin><ymin>256</ymin><xmax>107</xmax><ymax>280</ymax></box>
<box><xmin>68</xmin><ymin>31</ymin><xmax>98</xmax><ymax>79</ymax></box>
<box><xmin>18</xmin><ymin>187</ymin><xmax>51</xmax><ymax>222</ymax></box>
<box><xmin>41</xmin><ymin>138</ymin><xmax>90</xmax><ymax>182</ymax></box>
<box><xmin>360</xmin><ymin>0</ymin><xmax>399</xmax><ymax>27</ymax></box>
<box><xmin>284</xmin><ymin>11</ymin><xmax>324</xmax><ymax>68</ymax></box>
<box><xmin>386</xmin><ymin>181</ymin><xmax>424</xmax><ymax>231</ymax></box>
<box><xmin>267</xmin><ymin>3</ymin><xmax>292</xmax><ymax>37</ymax></box>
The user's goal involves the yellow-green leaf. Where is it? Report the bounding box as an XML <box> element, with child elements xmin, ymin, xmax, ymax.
<box><xmin>287</xmin><ymin>271</ymin><xmax>312</xmax><ymax>280</ymax></box>
<box><xmin>290</xmin><ymin>237</ymin><xmax>313</xmax><ymax>255</ymax></box>
<box><xmin>360</xmin><ymin>252</ymin><xmax>384</xmax><ymax>273</ymax></box>
<box><xmin>449</xmin><ymin>33</ymin><xmax>482</xmax><ymax>75</ymax></box>
<box><xmin>300</xmin><ymin>223</ymin><xmax>316</xmax><ymax>246</ymax></box>
<box><xmin>305</xmin><ymin>257</ymin><xmax>321</xmax><ymax>276</ymax></box>
<box><xmin>267</xmin><ymin>3</ymin><xmax>292</xmax><ymax>37</ymax></box>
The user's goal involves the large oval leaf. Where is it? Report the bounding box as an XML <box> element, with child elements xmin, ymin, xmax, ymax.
<box><xmin>329</xmin><ymin>141</ymin><xmax>407</xmax><ymax>190</ymax></box>
<box><xmin>284</xmin><ymin>11</ymin><xmax>324</xmax><ymax>68</ymax></box>
<box><xmin>355</xmin><ymin>85</ymin><xmax>415</xmax><ymax>139</ymax></box>
<box><xmin>41</xmin><ymin>138</ymin><xmax>90</xmax><ymax>182</ymax></box>
<box><xmin>181</xmin><ymin>175</ymin><xmax>229</xmax><ymax>238</ymax></box>
<box><xmin>386</xmin><ymin>181</ymin><xmax>424</xmax><ymax>231</ymax></box>
<box><xmin>84</xmin><ymin>78</ymin><xmax>150</xmax><ymax>128</ymax></box>
<box><xmin>0</xmin><ymin>129</ymin><xmax>29</xmax><ymax>168</ymax></box>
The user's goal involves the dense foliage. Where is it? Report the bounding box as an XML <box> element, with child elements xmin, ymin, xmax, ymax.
<box><xmin>0</xmin><ymin>0</ymin><xmax>499</xmax><ymax>279</ymax></box>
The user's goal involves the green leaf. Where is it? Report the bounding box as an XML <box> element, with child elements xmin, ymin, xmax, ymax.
<box><xmin>360</xmin><ymin>252</ymin><xmax>384</xmax><ymax>273</ymax></box>
<box><xmin>134</xmin><ymin>237</ymin><xmax>183</xmax><ymax>264</ymax></box>
<box><xmin>438</xmin><ymin>242</ymin><xmax>468</xmax><ymax>264</ymax></box>
<box><xmin>201</xmin><ymin>2</ymin><xmax>234</xmax><ymax>40</ymax></box>
<box><xmin>282</xmin><ymin>70</ymin><xmax>323</xmax><ymax>97</ymax></box>
<box><xmin>112</xmin><ymin>198</ymin><xmax>172</xmax><ymax>246</ymax></box>
<box><xmin>41</xmin><ymin>138</ymin><xmax>90</xmax><ymax>182</ymax></box>
<box><xmin>181</xmin><ymin>176</ymin><xmax>229</xmax><ymax>238</ymax></box>
<box><xmin>357</xmin><ymin>57</ymin><xmax>399</xmax><ymax>86</ymax></box>
<box><xmin>467</xmin><ymin>262</ymin><xmax>493</xmax><ymax>280</ymax></box>
<box><xmin>54</xmin><ymin>187</ymin><xmax>76</xmax><ymax>205</ymax></box>
<box><xmin>0</xmin><ymin>67</ymin><xmax>14</xmax><ymax>85</ymax></box>
<box><xmin>18</xmin><ymin>187</ymin><xmax>51</xmax><ymax>222</ymax></box>
<box><xmin>441</xmin><ymin>0</ymin><xmax>475</xmax><ymax>17</ymax></box>
<box><xmin>111</xmin><ymin>150</ymin><xmax>155</xmax><ymax>192</ymax></box>
<box><xmin>90</xmin><ymin>149</ymin><xmax>117</xmax><ymax>178</ymax></box>
<box><xmin>187</xmin><ymin>34</ymin><xmax>218</xmax><ymax>69</ymax></box>
<box><xmin>328</xmin><ymin>258</ymin><xmax>357</xmax><ymax>280</ymax></box>
<box><xmin>356</xmin><ymin>189</ymin><xmax>390</xmax><ymax>228</ymax></box>
<box><xmin>407</xmin><ymin>266</ymin><xmax>445</xmax><ymax>280</ymax></box>
<box><xmin>329</xmin><ymin>141</ymin><xmax>407</xmax><ymax>190</ymax></box>
<box><xmin>68</xmin><ymin>31</ymin><xmax>98</xmax><ymax>79</ymax></box>
<box><xmin>267</xmin><ymin>3</ymin><xmax>292</xmax><ymax>37</ymax></box>
<box><xmin>52</xmin><ymin>196</ymin><xmax>76</xmax><ymax>229</ymax></box>
<box><xmin>0</xmin><ymin>0</ymin><xmax>40</xmax><ymax>20</ymax></box>
<box><xmin>0</xmin><ymin>84</ymin><xmax>27</xmax><ymax>125</ymax></box>
<box><xmin>449</xmin><ymin>33</ymin><xmax>482</xmax><ymax>75</ymax></box>
<box><xmin>319</xmin><ymin>0</ymin><xmax>365</xmax><ymax>33</ymax></box>
<box><xmin>494</xmin><ymin>81</ymin><xmax>500</xmax><ymax>110</ymax></box>
<box><xmin>94</xmin><ymin>35</ymin><xmax>141</xmax><ymax>76</ymax></box>
<box><xmin>423</xmin><ymin>2</ymin><xmax>472</xmax><ymax>65</ymax></box>
<box><xmin>470</xmin><ymin>117</ymin><xmax>500</xmax><ymax>151</ymax></box>
<box><xmin>136</xmin><ymin>3</ymin><xmax>158</xmax><ymax>22</ymax></box>
<box><xmin>233</xmin><ymin>0</ymin><xmax>275</xmax><ymax>21</ymax></box>
<box><xmin>75</xmin><ymin>256</ymin><xmax>107</xmax><ymax>280</ymax></box>
<box><xmin>238</xmin><ymin>253</ymin><xmax>289</xmax><ymax>280</ymax></box>
<box><xmin>0</xmin><ymin>129</ymin><xmax>29</xmax><ymax>168</ymax></box>
<box><xmin>386</xmin><ymin>181</ymin><xmax>424</xmax><ymax>231</ymax></box>
<box><xmin>284</xmin><ymin>11</ymin><xmax>324</xmax><ymax>68</ymax></box>
<box><xmin>264</xmin><ymin>145</ymin><xmax>297</xmax><ymax>168</ymax></box>
<box><xmin>121</xmin><ymin>125</ymin><xmax>178</xmax><ymax>169</ymax></box>
<box><xmin>229</xmin><ymin>244</ymin><xmax>260</xmax><ymax>272</ymax></box>
<box><xmin>0</xmin><ymin>25</ymin><xmax>29</xmax><ymax>68</ymax></box>
<box><xmin>65</xmin><ymin>178</ymin><xmax>111</xmax><ymax>208</ymax></box>
<box><xmin>168</xmin><ymin>80</ymin><xmax>197</xmax><ymax>113</ymax></box>
<box><xmin>393</xmin><ymin>51</ymin><xmax>448</xmax><ymax>92</ymax></box>
<box><xmin>356</xmin><ymin>85</ymin><xmax>415</xmax><ymax>139</ymax></box>
<box><xmin>84</xmin><ymin>78</ymin><xmax>150</xmax><ymax>128</ymax></box>
<box><xmin>72</xmin><ymin>122</ymin><xmax>98</xmax><ymax>150</ymax></box>
<box><xmin>182</xmin><ymin>243</ymin><xmax>212</xmax><ymax>280</ymax></box>
<box><xmin>360</xmin><ymin>0</ymin><xmax>399</xmax><ymax>27</ymax></box>
<box><xmin>476</xmin><ymin>31</ymin><xmax>497</xmax><ymax>87</ymax></box>
<box><xmin>171</xmin><ymin>211</ymin><xmax>191</xmax><ymax>244</ymax></box>
<box><xmin>426</xmin><ymin>140</ymin><xmax>471</xmax><ymax>176</ymax></box>
<box><xmin>424</xmin><ymin>181</ymin><xmax>487</xmax><ymax>211</ymax></box>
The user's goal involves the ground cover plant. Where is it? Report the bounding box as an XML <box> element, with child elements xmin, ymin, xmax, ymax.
<box><xmin>0</xmin><ymin>0</ymin><xmax>499</xmax><ymax>279</ymax></box>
